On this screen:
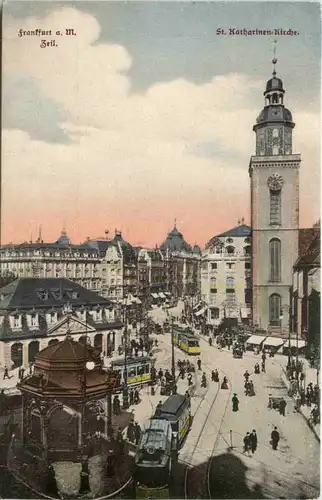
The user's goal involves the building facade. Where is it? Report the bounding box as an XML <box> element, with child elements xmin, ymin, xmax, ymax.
<box><xmin>291</xmin><ymin>225</ymin><xmax>320</xmax><ymax>353</ymax></box>
<box><xmin>100</xmin><ymin>231</ymin><xmax>138</xmax><ymax>300</ymax></box>
<box><xmin>249</xmin><ymin>61</ymin><xmax>300</xmax><ymax>333</ymax></box>
<box><xmin>0</xmin><ymin>278</ymin><xmax>123</xmax><ymax>370</ymax></box>
<box><xmin>0</xmin><ymin>230</ymin><xmax>101</xmax><ymax>292</ymax></box>
<box><xmin>201</xmin><ymin>222</ymin><xmax>252</xmax><ymax>326</ymax></box>
<box><xmin>160</xmin><ymin>225</ymin><xmax>201</xmax><ymax>299</ymax></box>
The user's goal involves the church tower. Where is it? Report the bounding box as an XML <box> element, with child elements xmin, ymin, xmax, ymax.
<box><xmin>249</xmin><ymin>50</ymin><xmax>300</xmax><ymax>334</ymax></box>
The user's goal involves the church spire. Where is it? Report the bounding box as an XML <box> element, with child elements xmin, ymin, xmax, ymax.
<box><xmin>272</xmin><ymin>39</ymin><xmax>277</xmax><ymax>76</ymax></box>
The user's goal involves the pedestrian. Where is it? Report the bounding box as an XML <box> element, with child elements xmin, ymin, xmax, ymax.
<box><xmin>249</xmin><ymin>380</ymin><xmax>255</xmax><ymax>396</ymax></box>
<box><xmin>187</xmin><ymin>373</ymin><xmax>193</xmax><ymax>386</ymax></box>
<box><xmin>279</xmin><ymin>397</ymin><xmax>286</xmax><ymax>416</ymax></box>
<box><xmin>3</xmin><ymin>366</ymin><xmax>9</xmax><ymax>380</ymax></box>
<box><xmin>197</xmin><ymin>359</ymin><xmax>202</xmax><ymax>371</ymax></box>
<box><xmin>129</xmin><ymin>390</ymin><xmax>134</xmax><ymax>406</ymax></box>
<box><xmin>134</xmin><ymin>422</ymin><xmax>141</xmax><ymax>445</ymax></box>
<box><xmin>158</xmin><ymin>368</ymin><xmax>163</xmax><ymax>381</ymax></box>
<box><xmin>127</xmin><ymin>419</ymin><xmax>134</xmax><ymax>442</ymax></box>
<box><xmin>244</xmin><ymin>370</ymin><xmax>250</xmax><ymax>382</ymax></box>
<box><xmin>249</xmin><ymin>429</ymin><xmax>257</xmax><ymax>454</ymax></box>
<box><xmin>261</xmin><ymin>361</ymin><xmax>266</xmax><ymax>373</ymax></box>
<box><xmin>232</xmin><ymin>393</ymin><xmax>239</xmax><ymax>412</ymax></box>
<box><xmin>155</xmin><ymin>400</ymin><xmax>163</xmax><ymax>416</ymax></box>
<box><xmin>270</xmin><ymin>426</ymin><xmax>280</xmax><ymax>450</ymax></box>
<box><xmin>243</xmin><ymin>432</ymin><xmax>251</xmax><ymax>456</ymax></box>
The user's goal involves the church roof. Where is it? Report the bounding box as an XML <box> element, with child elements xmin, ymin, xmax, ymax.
<box><xmin>160</xmin><ymin>226</ymin><xmax>192</xmax><ymax>253</ymax></box>
<box><xmin>265</xmin><ymin>76</ymin><xmax>284</xmax><ymax>93</ymax></box>
<box><xmin>0</xmin><ymin>278</ymin><xmax>111</xmax><ymax>310</ymax></box>
<box><xmin>216</xmin><ymin>224</ymin><xmax>251</xmax><ymax>238</ymax></box>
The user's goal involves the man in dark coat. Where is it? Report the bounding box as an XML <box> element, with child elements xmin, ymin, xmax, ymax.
<box><xmin>279</xmin><ymin>398</ymin><xmax>286</xmax><ymax>416</ymax></box>
<box><xmin>271</xmin><ymin>427</ymin><xmax>280</xmax><ymax>450</ymax></box>
<box><xmin>249</xmin><ymin>429</ymin><xmax>257</xmax><ymax>454</ymax></box>
<box><xmin>134</xmin><ymin>422</ymin><xmax>141</xmax><ymax>445</ymax></box>
<box><xmin>243</xmin><ymin>432</ymin><xmax>251</xmax><ymax>455</ymax></box>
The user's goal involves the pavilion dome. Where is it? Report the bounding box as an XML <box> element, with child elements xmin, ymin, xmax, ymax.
<box><xmin>35</xmin><ymin>337</ymin><xmax>97</xmax><ymax>372</ymax></box>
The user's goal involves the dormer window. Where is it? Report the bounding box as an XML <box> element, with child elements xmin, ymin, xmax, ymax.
<box><xmin>48</xmin><ymin>311</ymin><xmax>57</xmax><ymax>325</ymax></box>
<box><xmin>95</xmin><ymin>309</ymin><xmax>102</xmax><ymax>322</ymax></box>
<box><xmin>13</xmin><ymin>314</ymin><xmax>20</xmax><ymax>328</ymax></box>
<box><xmin>30</xmin><ymin>313</ymin><xmax>38</xmax><ymax>327</ymax></box>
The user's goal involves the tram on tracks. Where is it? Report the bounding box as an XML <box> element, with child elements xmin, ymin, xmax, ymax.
<box><xmin>110</xmin><ymin>356</ymin><xmax>155</xmax><ymax>390</ymax></box>
<box><xmin>134</xmin><ymin>418</ymin><xmax>174</xmax><ymax>499</ymax></box>
<box><xmin>154</xmin><ymin>394</ymin><xmax>191</xmax><ymax>446</ymax></box>
<box><xmin>173</xmin><ymin>326</ymin><xmax>200</xmax><ymax>355</ymax></box>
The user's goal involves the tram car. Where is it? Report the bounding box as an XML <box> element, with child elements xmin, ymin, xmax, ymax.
<box><xmin>173</xmin><ymin>327</ymin><xmax>200</xmax><ymax>355</ymax></box>
<box><xmin>111</xmin><ymin>356</ymin><xmax>155</xmax><ymax>390</ymax></box>
<box><xmin>134</xmin><ymin>418</ymin><xmax>174</xmax><ymax>499</ymax></box>
<box><xmin>154</xmin><ymin>394</ymin><xmax>191</xmax><ymax>446</ymax></box>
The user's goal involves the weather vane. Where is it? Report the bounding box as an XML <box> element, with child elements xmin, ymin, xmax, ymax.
<box><xmin>272</xmin><ymin>39</ymin><xmax>277</xmax><ymax>76</ymax></box>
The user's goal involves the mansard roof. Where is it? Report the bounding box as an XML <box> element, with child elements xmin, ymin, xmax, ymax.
<box><xmin>160</xmin><ymin>226</ymin><xmax>192</xmax><ymax>253</ymax></box>
<box><xmin>216</xmin><ymin>224</ymin><xmax>251</xmax><ymax>238</ymax></box>
<box><xmin>0</xmin><ymin>278</ymin><xmax>111</xmax><ymax>311</ymax></box>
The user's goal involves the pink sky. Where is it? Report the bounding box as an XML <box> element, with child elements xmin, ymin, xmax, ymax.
<box><xmin>1</xmin><ymin>6</ymin><xmax>320</xmax><ymax>249</ymax></box>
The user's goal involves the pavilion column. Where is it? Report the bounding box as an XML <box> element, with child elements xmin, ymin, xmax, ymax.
<box><xmin>78</xmin><ymin>413</ymin><xmax>83</xmax><ymax>447</ymax></box>
<box><xmin>104</xmin><ymin>393</ymin><xmax>112</xmax><ymax>438</ymax></box>
<box><xmin>23</xmin><ymin>342</ymin><xmax>29</xmax><ymax>369</ymax></box>
<box><xmin>102</xmin><ymin>334</ymin><xmax>108</xmax><ymax>356</ymax></box>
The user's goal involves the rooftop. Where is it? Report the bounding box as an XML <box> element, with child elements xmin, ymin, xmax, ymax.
<box><xmin>0</xmin><ymin>278</ymin><xmax>111</xmax><ymax>310</ymax></box>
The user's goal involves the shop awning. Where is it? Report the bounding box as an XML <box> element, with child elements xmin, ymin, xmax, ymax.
<box><xmin>195</xmin><ymin>307</ymin><xmax>206</xmax><ymax>316</ymax></box>
<box><xmin>193</xmin><ymin>302</ymin><xmax>202</xmax><ymax>311</ymax></box>
<box><xmin>263</xmin><ymin>337</ymin><xmax>284</xmax><ymax>347</ymax></box>
<box><xmin>151</xmin><ymin>293</ymin><xmax>158</xmax><ymax>299</ymax></box>
<box><xmin>225</xmin><ymin>308</ymin><xmax>239</xmax><ymax>319</ymax></box>
<box><xmin>159</xmin><ymin>292</ymin><xmax>166</xmax><ymax>299</ymax></box>
<box><xmin>246</xmin><ymin>335</ymin><xmax>267</xmax><ymax>345</ymax></box>
<box><xmin>164</xmin><ymin>292</ymin><xmax>171</xmax><ymax>296</ymax></box>
<box><xmin>240</xmin><ymin>308</ymin><xmax>249</xmax><ymax>319</ymax></box>
<box><xmin>134</xmin><ymin>297</ymin><xmax>142</xmax><ymax>304</ymax></box>
<box><xmin>288</xmin><ymin>339</ymin><xmax>306</xmax><ymax>349</ymax></box>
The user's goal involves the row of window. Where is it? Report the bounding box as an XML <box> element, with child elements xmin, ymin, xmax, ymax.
<box><xmin>210</xmin><ymin>262</ymin><xmax>251</xmax><ymax>270</ymax></box>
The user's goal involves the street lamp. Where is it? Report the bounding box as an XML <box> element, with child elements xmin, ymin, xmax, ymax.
<box><xmin>280</xmin><ymin>304</ymin><xmax>291</xmax><ymax>368</ymax></box>
<box><xmin>79</xmin><ymin>306</ymin><xmax>95</xmax><ymax>495</ymax></box>
<box><xmin>122</xmin><ymin>297</ymin><xmax>129</xmax><ymax>409</ymax></box>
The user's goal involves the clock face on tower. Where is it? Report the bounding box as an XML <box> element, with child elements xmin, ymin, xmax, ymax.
<box><xmin>267</xmin><ymin>173</ymin><xmax>284</xmax><ymax>191</ymax></box>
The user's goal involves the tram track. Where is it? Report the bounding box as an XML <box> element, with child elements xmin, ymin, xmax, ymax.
<box><xmin>183</xmin><ymin>356</ymin><xmax>232</xmax><ymax>499</ymax></box>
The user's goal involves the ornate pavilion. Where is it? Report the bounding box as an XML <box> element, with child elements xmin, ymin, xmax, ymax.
<box><xmin>9</xmin><ymin>337</ymin><xmax>131</xmax><ymax>498</ymax></box>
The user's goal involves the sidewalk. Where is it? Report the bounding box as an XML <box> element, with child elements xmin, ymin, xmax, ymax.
<box><xmin>281</xmin><ymin>367</ymin><xmax>320</xmax><ymax>442</ymax></box>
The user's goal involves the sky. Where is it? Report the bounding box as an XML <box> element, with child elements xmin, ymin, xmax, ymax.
<box><xmin>1</xmin><ymin>1</ymin><xmax>321</xmax><ymax>248</ymax></box>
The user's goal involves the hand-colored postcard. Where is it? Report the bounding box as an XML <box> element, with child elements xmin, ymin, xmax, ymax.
<box><xmin>0</xmin><ymin>1</ymin><xmax>320</xmax><ymax>499</ymax></box>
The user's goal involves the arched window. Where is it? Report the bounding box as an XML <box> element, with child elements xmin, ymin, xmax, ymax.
<box><xmin>272</xmin><ymin>93</ymin><xmax>278</xmax><ymax>104</ymax></box>
<box><xmin>270</xmin><ymin>190</ymin><xmax>281</xmax><ymax>225</ymax></box>
<box><xmin>226</xmin><ymin>246</ymin><xmax>235</xmax><ymax>255</ymax></box>
<box><xmin>269</xmin><ymin>238</ymin><xmax>281</xmax><ymax>282</ymax></box>
<box><xmin>226</xmin><ymin>276</ymin><xmax>235</xmax><ymax>289</ymax></box>
<box><xmin>269</xmin><ymin>294</ymin><xmax>281</xmax><ymax>325</ymax></box>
